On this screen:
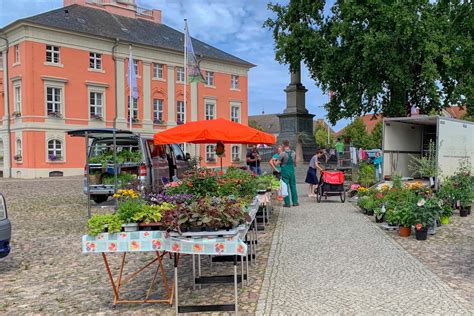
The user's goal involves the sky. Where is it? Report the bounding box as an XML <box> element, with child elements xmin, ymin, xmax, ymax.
<box><xmin>0</xmin><ymin>0</ymin><xmax>348</xmax><ymax>131</ymax></box>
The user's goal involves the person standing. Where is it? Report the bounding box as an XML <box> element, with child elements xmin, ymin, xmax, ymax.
<box><xmin>305</xmin><ymin>149</ymin><xmax>324</xmax><ymax>197</ymax></box>
<box><xmin>335</xmin><ymin>138</ymin><xmax>345</xmax><ymax>167</ymax></box>
<box><xmin>269</xmin><ymin>145</ymin><xmax>283</xmax><ymax>178</ymax></box>
<box><xmin>246</xmin><ymin>145</ymin><xmax>262</xmax><ymax>175</ymax></box>
<box><xmin>279</xmin><ymin>140</ymin><xmax>298</xmax><ymax>207</ymax></box>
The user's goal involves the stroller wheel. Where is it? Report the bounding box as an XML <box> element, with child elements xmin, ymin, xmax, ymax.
<box><xmin>340</xmin><ymin>191</ymin><xmax>346</xmax><ymax>203</ymax></box>
<box><xmin>316</xmin><ymin>186</ymin><xmax>322</xmax><ymax>203</ymax></box>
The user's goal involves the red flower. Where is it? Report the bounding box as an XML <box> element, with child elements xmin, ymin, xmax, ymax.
<box><xmin>218</xmin><ymin>170</ymin><xmax>225</xmax><ymax>175</ymax></box>
<box><xmin>416</xmin><ymin>223</ymin><xmax>422</xmax><ymax>231</ymax></box>
<box><xmin>251</xmin><ymin>174</ymin><xmax>256</xmax><ymax>177</ymax></box>
<box><xmin>152</xmin><ymin>240</ymin><xmax>161</xmax><ymax>250</ymax></box>
<box><xmin>215</xmin><ymin>243</ymin><xmax>225</xmax><ymax>253</ymax></box>
<box><xmin>172</xmin><ymin>243</ymin><xmax>180</xmax><ymax>252</ymax></box>
<box><xmin>186</xmin><ymin>181</ymin><xmax>193</xmax><ymax>187</ymax></box>
<box><xmin>108</xmin><ymin>242</ymin><xmax>117</xmax><ymax>251</ymax></box>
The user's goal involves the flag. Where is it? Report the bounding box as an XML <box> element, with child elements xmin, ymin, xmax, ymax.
<box><xmin>128</xmin><ymin>47</ymin><xmax>139</xmax><ymax>99</ymax></box>
<box><xmin>185</xmin><ymin>22</ymin><xmax>205</xmax><ymax>83</ymax></box>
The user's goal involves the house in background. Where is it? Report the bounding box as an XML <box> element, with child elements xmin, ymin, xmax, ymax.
<box><xmin>0</xmin><ymin>0</ymin><xmax>254</xmax><ymax>178</ymax></box>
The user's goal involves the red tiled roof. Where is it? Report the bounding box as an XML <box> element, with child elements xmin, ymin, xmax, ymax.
<box><xmin>360</xmin><ymin>114</ymin><xmax>383</xmax><ymax>133</ymax></box>
<box><xmin>443</xmin><ymin>106</ymin><xmax>467</xmax><ymax>119</ymax></box>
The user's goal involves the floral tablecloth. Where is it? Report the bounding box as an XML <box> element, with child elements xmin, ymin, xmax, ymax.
<box><xmin>82</xmin><ymin>231</ymin><xmax>247</xmax><ymax>256</ymax></box>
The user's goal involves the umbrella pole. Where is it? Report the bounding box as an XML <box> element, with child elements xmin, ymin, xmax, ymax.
<box><xmin>220</xmin><ymin>156</ymin><xmax>223</xmax><ymax>172</ymax></box>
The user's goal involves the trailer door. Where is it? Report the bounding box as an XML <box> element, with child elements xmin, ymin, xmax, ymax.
<box><xmin>437</xmin><ymin>119</ymin><xmax>474</xmax><ymax>177</ymax></box>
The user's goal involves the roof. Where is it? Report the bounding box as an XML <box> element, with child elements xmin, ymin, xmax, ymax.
<box><xmin>443</xmin><ymin>106</ymin><xmax>467</xmax><ymax>119</ymax></box>
<box><xmin>67</xmin><ymin>128</ymin><xmax>138</xmax><ymax>139</ymax></box>
<box><xmin>248</xmin><ymin>114</ymin><xmax>280</xmax><ymax>134</ymax></box>
<box><xmin>335</xmin><ymin>113</ymin><xmax>382</xmax><ymax>136</ymax></box>
<box><xmin>2</xmin><ymin>4</ymin><xmax>254</xmax><ymax>68</ymax></box>
<box><xmin>384</xmin><ymin>115</ymin><xmax>474</xmax><ymax>126</ymax></box>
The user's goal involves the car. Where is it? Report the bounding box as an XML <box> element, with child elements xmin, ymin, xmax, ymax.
<box><xmin>0</xmin><ymin>193</ymin><xmax>11</xmax><ymax>258</ymax></box>
<box><xmin>68</xmin><ymin>129</ymin><xmax>190</xmax><ymax>203</ymax></box>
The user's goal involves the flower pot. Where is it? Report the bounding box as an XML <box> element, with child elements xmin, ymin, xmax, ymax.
<box><xmin>467</xmin><ymin>205</ymin><xmax>471</xmax><ymax>215</ymax></box>
<box><xmin>122</xmin><ymin>223</ymin><xmax>139</xmax><ymax>232</ymax></box>
<box><xmin>257</xmin><ymin>190</ymin><xmax>267</xmax><ymax>195</ymax></box>
<box><xmin>399</xmin><ymin>226</ymin><xmax>411</xmax><ymax>237</ymax></box>
<box><xmin>138</xmin><ymin>222</ymin><xmax>163</xmax><ymax>231</ymax></box>
<box><xmin>460</xmin><ymin>208</ymin><xmax>468</xmax><ymax>217</ymax></box>
<box><xmin>415</xmin><ymin>227</ymin><xmax>428</xmax><ymax>241</ymax></box>
<box><xmin>366</xmin><ymin>210</ymin><xmax>374</xmax><ymax>216</ymax></box>
<box><xmin>375</xmin><ymin>213</ymin><xmax>384</xmax><ymax>223</ymax></box>
<box><xmin>440</xmin><ymin>216</ymin><xmax>449</xmax><ymax>225</ymax></box>
<box><xmin>189</xmin><ymin>226</ymin><xmax>203</xmax><ymax>233</ymax></box>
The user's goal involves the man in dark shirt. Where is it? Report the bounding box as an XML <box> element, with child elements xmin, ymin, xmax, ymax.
<box><xmin>246</xmin><ymin>145</ymin><xmax>262</xmax><ymax>175</ymax></box>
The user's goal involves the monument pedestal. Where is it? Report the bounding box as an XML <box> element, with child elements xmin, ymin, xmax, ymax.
<box><xmin>277</xmin><ymin>63</ymin><xmax>318</xmax><ymax>161</ymax></box>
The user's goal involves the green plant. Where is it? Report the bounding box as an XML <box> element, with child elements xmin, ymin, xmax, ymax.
<box><xmin>451</xmin><ymin>159</ymin><xmax>473</xmax><ymax>208</ymax></box>
<box><xmin>412</xmin><ymin>196</ymin><xmax>441</xmax><ymax>229</ymax></box>
<box><xmin>409</xmin><ymin>140</ymin><xmax>438</xmax><ymax>178</ymax></box>
<box><xmin>396</xmin><ymin>203</ymin><xmax>415</xmax><ymax>228</ymax></box>
<box><xmin>358</xmin><ymin>162</ymin><xmax>376</xmax><ymax>188</ymax></box>
<box><xmin>132</xmin><ymin>203</ymin><xmax>174</xmax><ymax>223</ymax></box>
<box><xmin>87</xmin><ymin>214</ymin><xmax>123</xmax><ymax>236</ymax></box>
<box><xmin>385</xmin><ymin>209</ymin><xmax>399</xmax><ymax>226</ymax></box>
<box><xmin>116</xmin><ymin>198</ymin><xmax>145</xmax><ymax>223</ymax></box>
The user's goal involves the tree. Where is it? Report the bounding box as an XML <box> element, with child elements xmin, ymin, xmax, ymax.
<box><xmin>248</xmin><ymin>120</ymin><xmax>264</xmax><ymax>131</ymax></box>
<box><xmin>370</xmin><ymin>121</ymin><xmax>383</xmax><ymax>149</ymax></box>
<box><xmin>314</xmin><ymin>123</ymin><xmax>334</xmax><ymax>148</ymax></box>
<box><xmin>265</xmin><ymin>1</ymin><xmax>473</xmax><ymax>125</ymax></box>
<box><xmin>342</xmin><ymin>118</ymin><xmax>372</xmax><ymax>149</ymax></box>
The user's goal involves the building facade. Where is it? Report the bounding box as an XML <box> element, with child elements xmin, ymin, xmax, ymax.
<box><xmin>0</xmin><ymin>0</ymin><xmax>254</xmax><ymax>178</ymax></box>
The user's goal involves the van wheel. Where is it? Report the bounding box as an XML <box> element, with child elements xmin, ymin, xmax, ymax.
<box><xmin>91</xmin><ymin>195</ymin><xmax>108</xmax><ymax>204</ymax></box>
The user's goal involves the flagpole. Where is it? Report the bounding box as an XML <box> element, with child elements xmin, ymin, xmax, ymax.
<box><xmin>129</xmin><ymin>45</ymin><xmax>133</xmax><ymax>131</ymax></box>
<box><xmin>183</xmin><ymin>19</ymin><xmax>187</xmax><ymax>154</ymax></box>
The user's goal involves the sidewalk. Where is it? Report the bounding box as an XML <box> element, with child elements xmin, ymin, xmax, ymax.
<box><xmin>257</xmin><ymin>184</ymin><xmax>471</xmax><ymax>314</ymax></box>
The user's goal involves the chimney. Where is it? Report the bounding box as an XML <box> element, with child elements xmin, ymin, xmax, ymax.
<box><xmin>63</xmin><ymin>0</ymin><xmax>162</xmax><ymax>23</ymax></box>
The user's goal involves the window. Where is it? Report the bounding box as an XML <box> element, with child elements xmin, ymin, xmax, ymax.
<box><xmin>205</xmin><ymin>103</ymin><xmax>215</xmax><ymax>120</ymax></box>
<box><xmin>128</xmin><ymin>98</ymin><xmax>138</xmax><ymax>120</ymax></box>
<box><xmin>14</xmin><ymin>85</ymin><xmax>21</xmax><ymax>113</ymax></box>
<box><xmin>231</xmin><ymin>105</ymin><xmax>240</xmax><ymax>123</ymax></box>
<box><xmin>47</xmin><ymin>139</ymin><xmax>63</xmax><ymax>161</ymax></box>
<box><xmin>231</xmin><ymin>75</ymin><xmax>239</xmax><ymax>89</ymax></box>
<box><xmin>89</xmin><ymin>92</ymin><xmax>103</xmax><ymax>118</ymax></box>
<box><xmin>46</xmin><ymin>45</ymin><xmax>60</xmax><ymax>64</ymax></box>
<box><xmin>176</xmin><ymin>67</ymin><xmax>185</xmax><ymax>82</ymax></box>
<box><xmin>134</xmin><ymin>60</ymin><xmax>139</xmax><ymax>76</ymax></box>
<box><xmin>89</xmin><ymin>52</ymin><xmax>102</xmax><ymax>70</ymax></box>
<box><xmin>46</xmin><ymin>87</ymin><xmax>62</xmax><ymax>114</ymax></box>
<box><xmin>153</xmin><ymin>63</ymin><xmax>163</xmax><ymax>79</ymax></box>
<box><xmin>176</xmin><ymin>101</ymin><xmax>185</xmax><ymax>124</ymax></box>
<box><xmin>153</xmin><ymin>99</ymin><xmax>163</xmax><ymax>123</ymax></box>
<box><xmin>231</xmin><ymin>145</ymin><xmax>240</xmax><ymax>162</ymax></box>
<box><xmin>205</xmin><ymin>71</ymin><xmax>214</xmax><ymax>86</ymax></box>
<box><xmin>15</xmin><ymin>139</ymin><xmax>22</xmax><ymax>161</ymax></box>
<box><xmin>206</xmin><ymin>145</ymin><xmax>216</xmax><ymax>162</ymax></box>
<box><xmin>14</xmin><ymin>44</ymin><xmax>20</xmax><ymax>64</ymax></box>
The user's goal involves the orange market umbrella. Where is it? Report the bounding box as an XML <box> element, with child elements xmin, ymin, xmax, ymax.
<box><xmin>153</xmin><ymin>118</ymin><xmax>276</xmax><ymax>145</ymax></box>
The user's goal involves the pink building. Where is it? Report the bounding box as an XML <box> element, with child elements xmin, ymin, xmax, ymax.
<box><xmin>0</xmin><ymin>0</ymin><xmax>254</xmax><ymax>178</ymax></box>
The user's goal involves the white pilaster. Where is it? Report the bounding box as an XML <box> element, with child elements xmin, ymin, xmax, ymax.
<box><xmin>2</xmin><ymin>46</ymin><xmax>11</xmax><ymax>178</ymax></box>
<box><xmin>167</xmin><ymin>65</ymin><xmax>176</xmax><ymax>126</ymax></box>
<box><xmin>115</xmin><ymin>57</ymin><xmax>127</xmax><ymax>128</ymax></box>
<box><xmin>142</xmin><ymin>61</ymin><xmax>152</xmax><ymax>130</ymax></box>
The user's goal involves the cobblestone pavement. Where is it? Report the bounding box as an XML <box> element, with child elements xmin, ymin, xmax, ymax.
<box><xmin>0</xmin><ymin>177</ymin><xmax>279</xmax><ymax>315</ymax></box>
<box><xmin>257</xmin><ymin>184</ymin><xmax>472</xmax><ymax>314</ymax></box>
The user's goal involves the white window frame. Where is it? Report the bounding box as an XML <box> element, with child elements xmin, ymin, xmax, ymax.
<box><xmin>231</xmin><ymin>145</ymin><xmax>241</xmax><ymax>162</ymax></box>
<box><xmin>46</xmin><ymin>45</ymin><xmax>60</xmax><ymax>64</ymax></box>
<box><xmin>153</xmin><ymin>99</ymin><xmax>164</xmax><ymax>123</ymax></box>
<box><xmin>13</xmin><ymin>82</ymin><xmax>21</xmax><ymax>113</ymax></box>
<box><xmin>134</xmin><ymin>60</ymin><xmax>139</xmax><ymax>76</ymax></box>
<box><xmin>177</xmin><ymin>100</ymin><xmax>185</xmax><ymax>124</ymax></box>
<box><xmin>47</xmin><ymin>139</ymin><xmax>64</xmax><ymax>162</ymax></box>
<box><xmin>15</xmin><ymin>138</ymin><xmax>22</xmax><ymax>162</ymax></box>
<box><xmin>176</xmin><ymin>67</ymin><xmax>185</xmax><ymax>82</ymax></box>
<box><xmin>89</xmin><ymin>90</ymin><xmax>104</xmax><ymax>119</ymax></box>
<box><xmin>128</xmin><ymin>98</ymin><xmax>139</xmax><ymax>121</ymax></box>
<box><xmin>206</xmin><ymin>145</ymin><xmax>216</xmax><ymax>162</ymax></box>
<box><xmin>153</xmin><ymin>63</ymin><xmax>164</xmax><ymax>80</ymax></box>
<box><xmin>14</xmin><ymin>44</ymin><xmax>20</xmax><ymax>64</ymax></box>
<box><xmin>230</xmin><ymin>102</ymin><xmax>241</xmax><ymax>123</ymax></box>
<box><xmin>89</xmin><ymin>52</ymin><xmax>102</xmax><ymax>70</ymax></box>
<box><xmin>46</xmin><ymin>86</ymin><xmax>63</xmax><ymax>115</ymax></box>
<box><xmin>231</xmin><ymin>75</ymin><xmax>239</xmax><ymax>90</ymax></box>
<box><xmin>205</xmin><ymin>102</ymin><xmax>216</xmax><ymax>120</ymax></box>
<box><xmin>205</xmin><ymin>71</ymin><xmax>214</xmax><ymax>86</ymax></box>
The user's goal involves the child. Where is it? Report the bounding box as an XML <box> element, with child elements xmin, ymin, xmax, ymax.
<box><xmin>305</xmin><ymin>149</ymin><xmax>324</xmax><ymax>197</ymax></box>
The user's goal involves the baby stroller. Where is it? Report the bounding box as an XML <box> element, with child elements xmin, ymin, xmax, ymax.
<box><xmin>315</xmin><ymin>170</ymin><xmax>346</xmax><ymax>203</ymax></box>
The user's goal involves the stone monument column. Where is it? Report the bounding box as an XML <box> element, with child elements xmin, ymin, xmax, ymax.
<box><xmin>277</xmin><ymin>62</ymin><xmax>318</xmax><ymax>162</ymax></box>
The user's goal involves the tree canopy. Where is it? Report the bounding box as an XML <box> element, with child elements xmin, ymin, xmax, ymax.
<box><xmin>314</xmin><ymin>122</ymin><xmax>335</xmax><ymax>148</ymax></box>
<box><xmin>265</xmin><ymin>0</ymin><xmax>473</xmax><ymax>124</ymax></box>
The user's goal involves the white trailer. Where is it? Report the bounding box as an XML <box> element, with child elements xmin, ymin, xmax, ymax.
<box><xmin>382</xmin><ymin>116</ymin><xmax>474</xmax><ymax>180</ymax></box>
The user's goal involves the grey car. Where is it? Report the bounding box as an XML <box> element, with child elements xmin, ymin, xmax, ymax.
<box><xmin>0</xmin><ymin>193</ymin><xmax>11</xmax><ymax>258</ymax></box>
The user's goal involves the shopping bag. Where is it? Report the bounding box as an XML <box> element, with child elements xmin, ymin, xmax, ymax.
<box><xmin>280</xmin><ymin>179</ymin><xmax>289</xmax><ymax>197</ymax></box>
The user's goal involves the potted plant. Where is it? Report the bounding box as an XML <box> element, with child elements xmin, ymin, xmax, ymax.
<box><xmin>440</xmin><ymin>201</ymin><xmax>453</xmax><ymax>225</ymax></box>
<box><xmin>91</xmin><ymin>113</ymin><xmax>103</xmax><ymax>121</ymax></box>
<box><xmin>87</xmin><ymin>213</ymin><xmax>123</xmax><ymax>236</ymax></box>
<box><xmin>412</xmin><ymin>197</ymin><xmax>439</xmax><ymax>241</ymax></box>
<box><xmin>132</xmin><ymin>203</ymin><xmax>174</xmax><ymax>230</ymax></box>
<box><xmin>48</xmin><ymin>111</ymin><xmax>63</xmax><ymax>119</ymax></box>
<box><xmin>114</xmin><ymin>189</ymin><xmax>144</xmax><ymax>231</ymax></box>
<box><xmin>409</xmin><ymin>139</ymin><xmax>438</xmax><ymax>182</ymax></box>
<box><xmin>397</xmin><ymin>204</ymin><xmax>414</xmax><ymax>237</ymax></box>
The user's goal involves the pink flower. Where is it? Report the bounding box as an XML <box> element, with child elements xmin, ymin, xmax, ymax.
<box><xmin>417</xmin><ymin>199</ymin><xmax>426</xmax><ymax>207</ymax></box>
<box><xmin>416</xmin><ymin>223</ymin><xmax>422</xmax><ymax>231</ymax></box>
